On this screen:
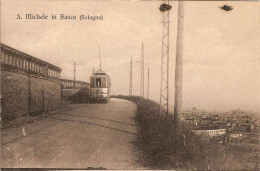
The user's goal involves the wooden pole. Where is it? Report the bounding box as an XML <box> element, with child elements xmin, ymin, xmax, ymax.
<box><xmin>73</xmin><ymin>62</ymin><xmax>76</xmax><ymax>88</ymax></box>
<box><xmin>147</xmin><ymin>67</ymin><xmax>149</xmax><ymax>99</ymax></box>
<box><xmin>174</xmin><ymin>1</ymin><xmax>185</xmax><ymax>133</ymax></box>
<box><xmin>129</xmin><ymin>57</ymin><xmax>133</xmax><ymax>96</ymax></box>
<box><xmin>141</xmin><ymin>43</ymin><xmax>144</xmax><ymax>97</ymax></box>
<box><xmin>99</xmin><ymin>47</ymin><xmax>102</xmax><ymax>71</ymax></box>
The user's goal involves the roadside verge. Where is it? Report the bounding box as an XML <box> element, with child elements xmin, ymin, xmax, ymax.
<box><xmin>113</xmin><ymin>95</ymin><xmax>227</xmax><ymax>170</ymax></box>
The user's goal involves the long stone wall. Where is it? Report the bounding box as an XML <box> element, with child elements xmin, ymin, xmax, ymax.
<box><xmin>1</xmin><ymin>43</ymin><xmax>62</xmax><ymax>123</ymax></box>
<box><xmin>61</xmin><ymin>79</ymin><xmax>90</xmax><ymax>102</ymax></box>
<box><xmin>61</xmin><ymin>79</ymin><xmax>89</xmax><ymax>89</ymax></box>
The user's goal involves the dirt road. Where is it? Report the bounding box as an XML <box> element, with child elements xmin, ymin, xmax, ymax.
<box><xmin>1</xmin><ymin>98</ymin><xmax>143</xmax><ymax>169</ymax></box>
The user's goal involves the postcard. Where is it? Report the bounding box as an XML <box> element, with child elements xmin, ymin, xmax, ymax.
<box><xmin>1</xmin><ymin>0</ymin><xmax>259</xmax><ymax>170</ymax></box>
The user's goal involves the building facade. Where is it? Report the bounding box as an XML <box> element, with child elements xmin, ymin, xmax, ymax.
<box><xmin>193</xmin><ymin>128</ymin><xmax>226</xmax><ymax>137</ymax></box>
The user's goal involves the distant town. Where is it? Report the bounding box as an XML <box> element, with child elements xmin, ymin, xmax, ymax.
<box><xmin>183</xmin><ymin>108</ymin><xmax>259</xmax><ymax>144</ymax></box>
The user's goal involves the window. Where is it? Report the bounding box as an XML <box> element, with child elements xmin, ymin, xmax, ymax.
<box><xmin>96</xmin><ymin>78</ymin><xmax>101</xmax><ymax>87</ymax></box>
<box><xmin>102</xmin><ymin>77</ymin><xmax>106</xmax><ymax>87</ymax></box>
<box><xmin>90</xmin><ymin>77</ymin><xmax>95</xmax><ymax>87</ymax></box>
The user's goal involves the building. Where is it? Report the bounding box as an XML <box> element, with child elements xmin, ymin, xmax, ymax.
<box><xmin>201</xmin><ymin>117</ymin><xmax>213</xmax><ymax>125</ymax></box>
<box><xmin>193</xmin><ymin>128</ymin><xmax>226</xmax><ymax>137</ymax></box>
<box><xmin>239</xmin><ymin>124</ymin><xmax>254</xmax><ymax>132</ymax></box>
<box><xmin>184</xmin><ymin>118</ymin><xmax>198</xmax><ymax>126</ymax></box>
<box><xmin>230</xmin><ymin>132</ymin><xmax>243</xmax><ymax>138</ymax></box>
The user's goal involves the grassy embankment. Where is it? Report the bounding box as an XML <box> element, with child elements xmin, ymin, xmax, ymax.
<box><xmin>112</xmin><ymin>95</ymin><xmax>258</xmax><ymax>170</ymax></box>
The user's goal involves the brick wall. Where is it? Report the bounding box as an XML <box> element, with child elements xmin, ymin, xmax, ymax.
<box><xmin>30</xmin><ymin>75</ymin><xmax>61</xmax><ymax>114</ymax></box>
<box><xmin>1</xmin><ymin>44</ymin><xmax>62</xmax><ymax>124</ymax></box>
<box><xmin>1</xmin><ymin>69</ymin><xmax>61</xmax><ymax>122</ymax></box>
<box><xmin>1</xmin><ymin>70</ymin><xmax>29</xmax><ymax>120</ymax></box>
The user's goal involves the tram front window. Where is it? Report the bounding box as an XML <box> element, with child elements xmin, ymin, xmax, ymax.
<box><xmin>96</xmin><ymin>78</ymin><xmax>101</xmax><ymax>87</ymax></box>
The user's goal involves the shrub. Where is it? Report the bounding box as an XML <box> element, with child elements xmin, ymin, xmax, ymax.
<box><xmin>112</xmin><ymin>95</ymin><xmax>230</xmax><ymax>170</ymax></box>
<box><xmin>68</xmin><ymin>88</ymin><xmax>90</xmax><ymax>103</ymax></box>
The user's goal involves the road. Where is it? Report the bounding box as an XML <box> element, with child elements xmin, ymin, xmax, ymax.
<box><xmin>1</xmin><ymin>98</ymin><xmax>143</xmax><ymax>169</ymax></box>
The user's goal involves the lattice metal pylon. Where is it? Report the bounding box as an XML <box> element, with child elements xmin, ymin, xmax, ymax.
<box><xmin>160</xmin><ymin>1</ymin><xmax>171</xmax><ymax>115</ymax></box>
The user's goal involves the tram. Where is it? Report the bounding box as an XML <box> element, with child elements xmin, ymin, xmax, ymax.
<box><xmin>90</xmin><ymin>70</ymin><xmax>111</xmax><ymax>103</ymax></box>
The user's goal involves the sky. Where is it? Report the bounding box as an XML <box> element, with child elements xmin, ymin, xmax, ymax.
<box><xmin>1</xmin><ymin>0</ymin><xmax>260</xmax><ymax>112</ymax></box>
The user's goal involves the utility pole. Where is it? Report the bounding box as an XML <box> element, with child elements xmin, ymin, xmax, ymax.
<box><xmin>147</xmin><ymin>67</ymin><xmax>150</xmax><ymax>99</ymax></box>
<box><xmin>73</xmin><ymin>62</ymin><xmax>76</xmax><ymax>88</ymax></box>
<box><xmin>174</xmin><ymin>1</ymin><xmax>185</xmax><ymax>133</ymax></box>
<box><xmin>140</xmin><ymin>43</ymin><xmax>144</xmax><ymax>97</ymax></box>
<box><xmin>99</xmin><ymin>46</ymin><xmax>102</xmax><ymax>71</ymax></box>
<box><xmin>129</xmin><ymin>57</ymin><xmax>133</xmax><ymax>96</ymax></box>
<box><xmin>159</xmin><ymin>1</ymin><xmax>171</xmax><ymax>115</ymax></box>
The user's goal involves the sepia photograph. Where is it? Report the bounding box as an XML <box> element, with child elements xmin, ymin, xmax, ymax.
<box><xmin>0</xmin><ymin>0</ymin><xmax>259</xmax><ymax>170</ymax></box>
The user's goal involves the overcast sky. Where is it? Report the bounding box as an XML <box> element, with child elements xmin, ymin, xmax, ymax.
<box><xmin>1</xmin><ymin>0</ymin><xmax>259</xmax><ymax>112</ymax></box>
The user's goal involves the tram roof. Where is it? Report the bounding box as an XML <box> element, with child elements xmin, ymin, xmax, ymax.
<box><xmin>93</xmin><ymin>70</ymin><xmax>107</xmax><ymax>75</ymax></box>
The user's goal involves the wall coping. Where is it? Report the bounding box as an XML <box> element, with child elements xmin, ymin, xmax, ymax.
<box><xmin>60</xmin><ymin>79</ymin><xmax>89</xmax><ymax>85</ymax></box>
<box><xmin>0</xmin><ymin>43</ymin><xmax>62</xmax><ymax>72</ymax></box>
